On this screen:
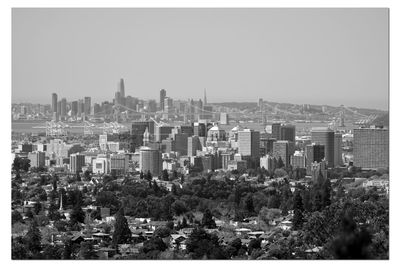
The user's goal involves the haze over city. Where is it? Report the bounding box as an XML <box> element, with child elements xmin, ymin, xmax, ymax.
<box><xmin>12</xmin><ymin>8</ymin><xmax>388</xmax><ymax>110</ymax></box>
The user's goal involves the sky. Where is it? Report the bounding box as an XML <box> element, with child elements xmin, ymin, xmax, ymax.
<box><xmin>12</xmin><ymin>8</ymin><xmax>389</xmax><ymax>110</ymax></box>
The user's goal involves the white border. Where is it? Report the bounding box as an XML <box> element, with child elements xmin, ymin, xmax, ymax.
<box><xmin>2</xmin><ymin>1</ymin><xmax>398</xmax><ymax>267</ymax></box>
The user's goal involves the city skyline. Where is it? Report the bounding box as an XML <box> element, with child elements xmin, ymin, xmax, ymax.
<box><xmin>12</xmin><ymin>8</ymin><xmax>388</xmax><ymax>110</ymax></box>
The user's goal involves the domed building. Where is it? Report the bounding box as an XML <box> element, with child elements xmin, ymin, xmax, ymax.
<box><xmin>207</xmin><ymin>124</ymin><xmax>226</xmax><ymax>141</ymax></box>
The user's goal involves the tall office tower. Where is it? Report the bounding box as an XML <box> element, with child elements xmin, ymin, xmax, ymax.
<box><xmin>140</xmin><ymin>147</ymin><xmax>162</xmax><ymax>176</ymax></box>
<box><xmin>311</xmin><ymin>127</ymin><xmax>334</xmax><ymax>167</ymax></box>
<box><xmin>193</xmin><ymin>122</ymin><xmax>207</xmax><ymax>137</ymax></box>
<box><xmin>204</xmin><ymin>88</ymin><xmax>207</xmax><ymax>105</ymax></box>
<box><xmin>174</xmin><ymin>133</ymin><xmax>189</xmax><ymax>156</ymax></box>
<box><xmin>272</xmin><ymin>123</ymin><xmax>282</xmax><ymax>140</ymax></box>
<box><xmin>93</xmin><ymin>103</ymin><xmax>101</xmax><ymax>115</ymax></box>
<box><xmin>57</xmin><ymin>101</ymin><xmax>62</xmax><ymax>117</ymax></box>
<box><xmin>180</xmin><ymin>125</ymin><xmax>194</xmax><ymax>136</ymax></box>
<box><xmin>70</xmin><ymin>153</ymin><xmax>85</xmax><ymax>173</ymax></box>
<box><xmin>61</xmin><ymin>98</ymin><xmax>67</xmax><ymax>118</ymax></box>
<box><xmin>291</xmin><ymin>151</ymin><xmax>306</xmax><ymax>169</ymax></box>
<box><xmin>143</xmin><ymin>127</ymin><xmax>150</xmax><ymax>146</ymax></box>
<box><xmin>110</xmin><ymin>154</ymin><xmax>129</xmax><ymax>174</ymax></box>
<box><xmin>164</xmin><ymin>97</ymin><xmax>173</xmax><ymax>113</ymax></box>
<box><xmin>273</xmin><ymin>140</ymin><xmax>295</xmax><ymax>167</ymax></box>
<box><xmin>28</xmin><ymin>151</ymin><xmax>45</xmax><ymax>168</ymax></box>
<box><xmin>188</xmin><ymin>136</ymin><xmax>202</xmax><ymax>157</ymax></box>
<box><xmin>305</xmin><ymin>144</ymin><xmax>325</xmax><ymax>175</ymax></box>
<box><xmin>238</xmin><ymin>129</ymin><xmax>260</xmax><ymax>159</ymax></box>
<box><xmin>71</xmin><ymin>101</ymin><xmax>78</xmax><ymax>117</ymax></box>
<box><xmin>119</xmin><ymin>78</ymin><xmax>125</xmax><ymax>98</ymax></box>
<box><xmin>280</xmin><ymin>125</ymin><xmax>296</xmax><ymax>142</ymax></box>
<box><xmin>353</xmin><ymin>127</ymin><xmax>389</xmax><ymax>169</ymax></box>
<box><xmin>78</xmin><ymin>99</ymin><xmax>84</xmax><ymax>116</ymax></box>
<box><xmin>334</xmin><ymin>132</ymin><xmax>343</xmax><ymax>167</ymax></box>
<box><xmin>155</xmin><ymin>125</ymin><xmax>174</xmax><ymax>142</ymax></box>
<box><xmin>52</xmin><ymin>93</ymin><xmax>58</xmax><ymax>114</ymax></box>
<box><xmin>131</xmin><ymin>121</ymin><xmax>155</xmax><ymax>147</ymax></box>
<box><xmin>160</xmin><ymin>89</ymin><xmax>166</xmax><ymax>111</ymax></box>
<box><xmin>84</xmin><ymin>97</ymin><xmax>91</xmax><ymax>116</ymax></box>
<box><xmin>197</xmin><ymin>99</ymin><xmax>203</xmax><ymax>114</ymax></box>
<box><xmin>260</xmin><ymin>155</ymin><xmax>275</xmax><ymax>173</ymax></box>
<box><xmin>221</xmin><ymin>152</ymin><xmax>234</xmax><ymax>170</ymax></box>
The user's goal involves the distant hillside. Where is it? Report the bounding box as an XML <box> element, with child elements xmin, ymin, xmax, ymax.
<box><xmin>371</xmin><ymin>113</ymin><xmax>389</xmax><ymax>127</ymax></box>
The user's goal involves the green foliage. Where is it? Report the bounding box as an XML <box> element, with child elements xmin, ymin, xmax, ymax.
<box><xmin>12</xmin><ymin>210</ymin><xmax>23</xmax><ymax>225</ymax></box>
<box><xmin>201</xmin><ymin>209</ymin><xmax>216</xmax><ymax>229</ymax></box>
<box><xmin>292</xmin><ymin>190</ymin><xmax>304</xmax><ymax>230</ymax></box>
<box><xmin>24</xmin><ymin>220</ymin><xmax>42</xmax><ymax>255</ymax></box>
<box><xmin>112</xmin><ymin>208</ymin><xmax>132</xmax><ymax>246</ymax></box>
<box><xmin>79</xmin><ymin>241</ymin><xmax>98</xmax><ymax>259</ymax></box>
<box><xmin>186</xmin><ymin>227</ymin><xmax>227</xmax><ymax>259</ymax></box>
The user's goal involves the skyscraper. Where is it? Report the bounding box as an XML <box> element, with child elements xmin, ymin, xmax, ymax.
<box><xmin>78</xmin><ymin>99</ymin><xmax>84</xmax><ymax>116</ymax></box>
<box><xmin>160</xmin><ymin>89</ymin><xmax>166</xmax><ymax>111</ymax></box>
<box><xmin>272</xmin><ymin>123</ymin><xmax>282</xmax><ymax>140</ymax></box>
<box><xmin>273</xmin><ymin>140</ymin><xmax>295</xmax><ymax>167</ymax></box>
<box><xmin>204</xmin><ymin>88</ymin><xmax>207</xmax><ymax>105</ymax></box>
<box><xmin>311</xmin><ymin>127</ymin><xmax>334</xmax><ymax>167</ymax></box>
<box><xmin>84</xmin><ymin>97</ymin><xmax>91</xmax><ymax>116</ymax></box>
<box><xmin>71</xmin><ymin>101</ymin><xmax>78</xmax><ymax>117</ymax></box>
<box><xmin>280</xmin><ymin>124</ymin><xmax>296</xmax><ymax>142</ymax></box>
<box><xmin>70</xmin><ymin>153</ymin><xmax>85</xmax><ymax>173</ymax></box>
<box><xmin>52</xmin><ymin>93</ymin><xmax>58</xmax><ymax>114</ymax></box>
<box><xmin>334</xmin><ymin>132</ymin><xmax>343</xmax><ymax>167</ymax></box>
<box><xmin>140</xmin><ymin>147</ymin><xmax>162</xmax><ymax>176</ymax></box>
<box><xmin>305</xmin><ymin>144</ymin><xmax>325</xmax><ymax>175</ymax></box>
<box><xmin>61</xmin><ymin>98</ymin><xmax>67</xmax><ymax>118</ymax></box>
<box><xmin>353</xmin><ymin>127</ymin><xmax>389</xmax><ymax>169</ymax></box>
<box><xmin>119</xmin><ymin>78</ymin><xmax>125</xmax><ymax>98</ymax></box>
<box><xmin>238</xmin><ymin>129</ymin><xmax>260</xmax><ymax>159</ymax></box>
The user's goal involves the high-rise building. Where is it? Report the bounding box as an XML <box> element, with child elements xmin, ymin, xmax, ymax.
<box><xmin>164</xmin><ymin>97</ymin><xmax>173</xmax><ymax>113</ymax></box>
<box><xmin>57</xmin><ymin>101</ymin><xmax>61</xmax><ymax>117</ymax></box>
<box><xmin>78</xmin><ymin>99</ymin><xmax>84</xmax><ymax>116</ymax></box>
<box><xmin>291</xmin><ymin>151</ymin><xmax>306</xmax><ymax>169</ymax></box>
<box><xmin>28</xmin><ymin>151</ymin><xmax>45</xmax><ymax>168</ymax></box>
<box><xmin>84</xmin><ymin>97</ymin><xmax>91</xmax><ymax>116</ymax></box>
<box><xmin>155</xmin><ymin>125</ymin><xmax>174</xmax><ymax>142</ymax></box>
<box><xmin>52</xmin><ymin>93</ymin><xmax>58</xmax><ymax>114</ymax></box>
<box><xmin>238</xmin><ymin>129</ymin><xmax>260</xmax><ymax>159</ymax></box>
<box><xmin>311</xmin><ymin>127</ymin><xmax>334</xmax><ymax>167</ymax></box>
<box><xmin>174</xmin><ymin>133</ymin><xmax>189</xmax><ymax>156</ymax></box>
<box><xmin>188</xmin><ymin>136</ymin><xmax>202</xmax><ymax>157</ymax></box>
<box><xmin>71</xmin><ymin>101</ymin><xmax>78</xmax><ymax>117</ymax></box>
<box><xmin>131</xmin><ymin>121</ymin><xmax>155</xmax><ymax>147</ymax></box>
<box><xmin>203</xmin><ymin>88</ymin><xmax>207</xmax><ymax>105</ymax></box>
<box><xmin>110</xmin><ymin>154</ymin><xmax>129</xmax><ymax>174</ymax></box>
<box><xmin>119</xmin><ymin>78</ymin><xmax>125</xmax><ymax>98</ymax></box>
<box><xmin>160</xmin><ymin>89</ymin><xmax>166</xmax><ymax>111</ymax></box>
<box><xmin>280</xmin><ymin>125</ymin><xmax>296</xmax><ymax>142</ymax></box>
<box><xmin>99</xmin><ymin>135</ymin><xmax>108</xmax><ymax>151</ymax></box>
<box><xmin>70</xmin><ymin>153</ymin><xmax>85</xmax><ymax>173</ymax></box>
<box><xmin>334</xmin><ymin>132</ymin><xmax>343</xmax><ymax>167</ymax></box>
<box><xmin>148</xmin><ymin>100</ymin><xmax>157</xmax><ymax>112</ymax></box>
<box><xmin>273</xmin><ymin>140</ymin><xmax>295</xmax><ymax>167</ymax></box>
<box><xmin>139</xmin><ymin>147</ymin><xmax>162</xmax><ymax>176</ymax></box>
<box><xmin>272</xmin><ymin>123</ymin><xmax>282</xmax><ymax>140</ymax></box>
<box><xmin>305</xmin><ymin>144</ymin><xmax>325</xmax><ymax>175</ymax></box>
<box><xmin>61</xmin><ymin>98</ymin><xmax>67</xmax><ymax>118</ymax></box>
<box><xmin>353</xmin><ymin>127</ymin><xmax>389</xmax><ymax>169</ymax></box>
<box><xmin>260</xmin><ymin>155</ymin><xmax>275</xmax><ymax>173</ymax></box>
<box><xmin>221</xmin><ymin>152</ymin><xmax>234</xmax><ymax>170</ymax></box>
<box><xmin>193</xmin><ymin>122</ymin><xmax>207</xmax><ymax>137</ymax></box>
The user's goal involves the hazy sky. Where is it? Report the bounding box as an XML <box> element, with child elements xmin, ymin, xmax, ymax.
<box><xmin>12</xmin><ymin>8</ymin><xmax>388</xmax><ymax>110</ymax></box>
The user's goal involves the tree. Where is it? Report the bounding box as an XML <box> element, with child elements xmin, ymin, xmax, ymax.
<box><xmin>186</xmin><ymin>227</ymin><xmax>227</xmax><ymax>259</ymax></box>
<box><xmin>112</xmin><ymin>208</ymin><xmax>132</xmax><ymax>246</ymax></box>
<box><xmin>76</xmin><ymin>171</ymin><xmax>81</xmax><ymax>182</ymax></box>
<box><xmin>245</xmin><ymin>194</ymin><xmax>255</xmax><ymax>214</ymax></box>
<box><xmin>259</xmin><ymin>207</ymin><xmax>281</xmax><ymax>225</ymax></box>
<box><xmin>162</xmin><ymin>169</ymin><xmax>169</xmax><ymax>181</ymax></box>
<box><xmin>257</xmin><ymin>173</ymin><xmax>266</xmax><ymax>184</ymax></box>
<box><xmin>171</xmin><ymin>200</ymin><xmax>188</xmax><ymax>216</ymax></box>
<box><xmin>12</xmin><ymin>210</ymin><xmax>23</xmax><ymax>225</ymax></box>
<box><xmin>248</xmin><ymin>238</ymin><xmax>261</xmax><ymax>255</ymax></box>
<box><xmin>42</xmin><ymin>244</ymin><xmax>62</xmax><ymax>259</ymax></box>
<box><xmin>13</xmin><ymin>157</ymin><xmax>31</xmax><ymax>172</ymax></box>
<box><xmin>146</xmin><ymin>170</ymin><xmax>153</xmax><ymax>181</ymax></box>
<box><xmin>292</xmin><ymin>190</ymin><xmax>304</xmax><ymax>230</ymax></box>
<box><xmin>33</xmin><ymin>202</ymin><xmax>42</xmax><ymax>215</ymax></box>
<box><xmin>24</xmin><ymin>220</ymin><xmax>41</xmax><ymax>255</ymax></box>
<box><xmin>322</xmin><ymin>178</ymin><xmax>332</xmax><ymax>208</ymax></box>
<box><xmin>70</xmin><ymin>205</ymin><xmax>85</xmax><ymax>225</ymax></box>
<box><xmin>201</xmin><ymin>209</ymin><xmax>216</xmax><ymax>229</ymax></box>
<box><xmin>79</xmin><ymin>241</ymin><xmax>98</xmax><ymax>259</ymax></box>
<box><xmin>154</xmin><ymin>226</ymin><xmax>171</xmax><ymax>238</ymax></box>
<box><xmin>140</xmin><ymin>171</ymin><xmax>144</xmax><ymax>179</ymax></box>
<box><xmin>277</xmin><ymin>157</ymin><xmax>285</xmax><ymax>168</ymax></box>
<box><xmin>226</xmin><ymin>238</ymin><xmax>242</xmax><ymax>258</ymax></box>
<box><xmin>12</xmin><ymin>237</ymin><xmax>27</xmax><ymax>259</ymax></box>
